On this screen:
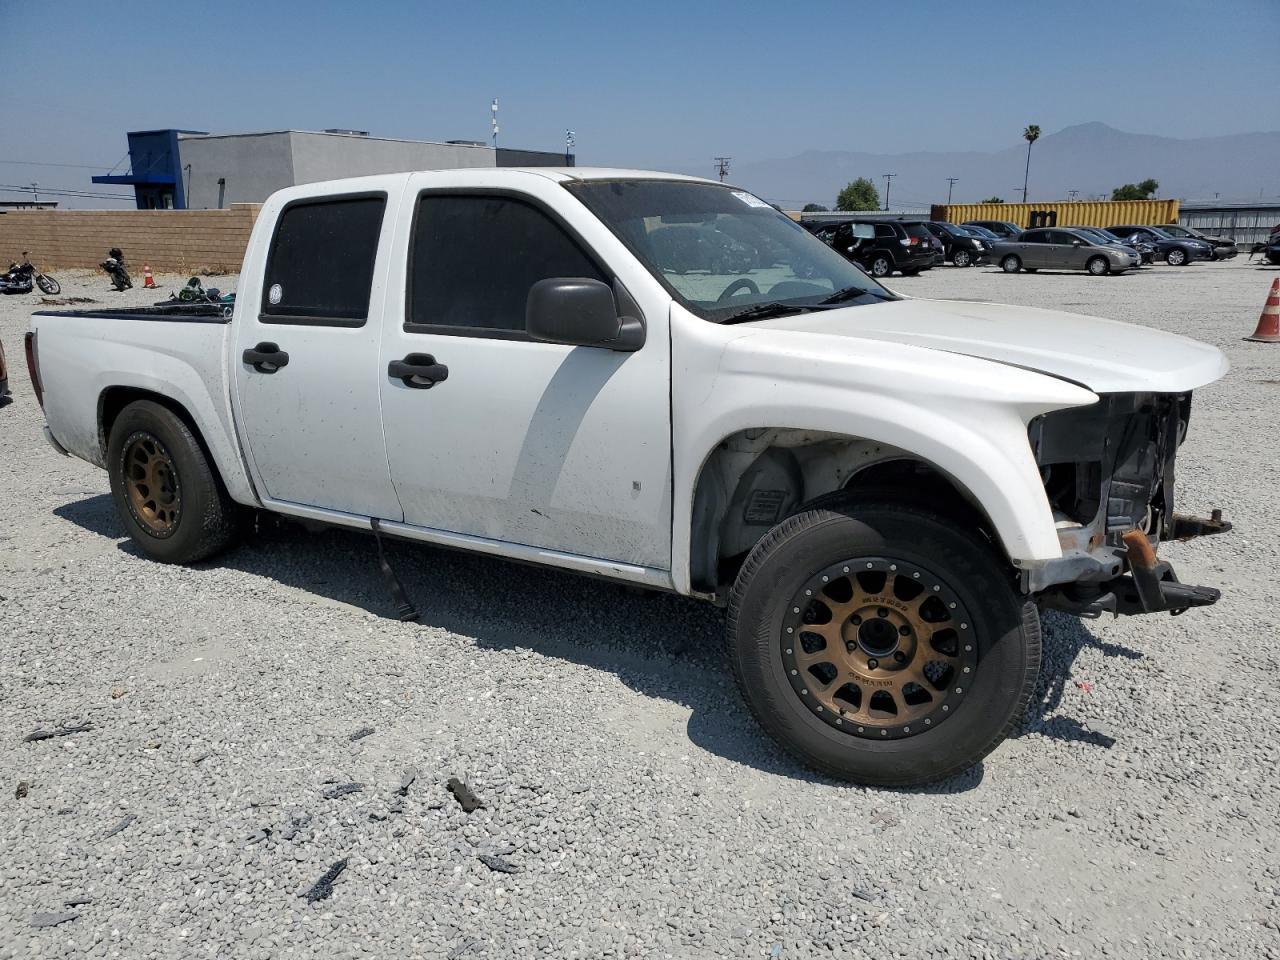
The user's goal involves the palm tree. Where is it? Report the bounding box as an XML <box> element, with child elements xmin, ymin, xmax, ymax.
<box><xmin>1021</xmin><ymin>124</ymin><xmax>1041</xmax><ymax>203</ymax></box>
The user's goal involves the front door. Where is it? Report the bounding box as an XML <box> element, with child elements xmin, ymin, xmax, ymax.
<box><xmin>233</xmin><ymin>188</ymin><xmax>403</xmax><ymax>520</ymax></box>
<box><xmin>377</xmin><ymin>176</ymin><xmax>672</xmax><ymax>568</ymax></box>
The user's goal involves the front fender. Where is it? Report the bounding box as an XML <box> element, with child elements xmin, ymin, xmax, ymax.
<box><xmin>670</xmin><ymin>311</ymin><xmax>1098</xmax><ymax>594</ymax></box>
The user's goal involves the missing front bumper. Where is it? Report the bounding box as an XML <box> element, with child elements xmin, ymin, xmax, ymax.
<box><xmin>1037</xmin><ymin>523</ymin><xmax>1225</xmax><ymax>619</ymax></box>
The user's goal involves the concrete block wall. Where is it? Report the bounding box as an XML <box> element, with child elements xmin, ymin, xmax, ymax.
<box><xmin>0</xmin><ymin>204</ymin><xmax>261</xmax><ymax>274</ymax></box>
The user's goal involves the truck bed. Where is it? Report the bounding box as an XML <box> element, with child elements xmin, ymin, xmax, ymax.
<box><xmin>30</xmin><ymin>299</ymin><xmax>256</xmax><ymax>505</ymax></box>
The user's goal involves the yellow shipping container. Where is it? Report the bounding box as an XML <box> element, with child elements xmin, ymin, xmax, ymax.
<box><xmin>932</xmin><ymin>198</ymin><xmax>1179</xmax><ymax>230</ymax></box>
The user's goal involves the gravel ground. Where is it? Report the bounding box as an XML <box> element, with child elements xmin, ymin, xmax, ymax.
<box><xmin>2</xmin><ymin>260</ymin><xmax>1279</xmax><ymax>959</ymax></box>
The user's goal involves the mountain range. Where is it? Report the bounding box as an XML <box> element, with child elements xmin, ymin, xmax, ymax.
<box><xmin>713</xmin><ymin>122</ymin><xmax>1280</xmax><ymax>210</ymax></box>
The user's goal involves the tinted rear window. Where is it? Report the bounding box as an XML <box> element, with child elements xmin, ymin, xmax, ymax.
<box><xmin>262</xmin><ymin>195</ymin><xmax>385</xmax><ymax>324</ymax></box>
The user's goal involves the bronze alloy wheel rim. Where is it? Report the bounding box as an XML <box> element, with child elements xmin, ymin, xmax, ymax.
<box><xmin>781</xmin><ymin>557</ymin><xmax>977</xmax><ymax>740</ymax></box>
<box><xmin>122</xmin><ymin>432</ymin><xmax>181</xmax><ymax>536</ymax></box>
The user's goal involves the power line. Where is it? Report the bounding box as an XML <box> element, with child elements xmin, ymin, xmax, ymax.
<box><xmin>0</xmin><ymin>182</ymin><xmax>134</xmax><ymax>201</ymax></box>
<box><xmin>0</xmin><ymin>159</ymin><xmax>115</xmax><ymax>170</ymax></box>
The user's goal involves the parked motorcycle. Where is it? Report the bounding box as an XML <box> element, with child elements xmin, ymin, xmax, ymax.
<box><xmin>100</xmin><ymin>247</ymin><xmax>132</xmax><ymax>292</ymax></box>
<box><xmin>0</xmin><ymin>252</ymin><xmax>60</xmax><ymax>295</ymax></box>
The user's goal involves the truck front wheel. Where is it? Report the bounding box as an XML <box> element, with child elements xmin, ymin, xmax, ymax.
<box><xmin>726</xmin><ymin>498</ymin><xmax>1040</xmax><ymax>786</ymax></box>
<box><xmin>106</xmin><ymin>399</ymin><xmax>243</xmax><ymax>564</ymax></box>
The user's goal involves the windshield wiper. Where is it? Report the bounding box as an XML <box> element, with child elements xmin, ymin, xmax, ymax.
<box><xmin>719</xmin><ymin>301</ymin><xmax>817</xmax><ymax>325</ymax></box>
<box><xmin>719</xmin><ymin>285</ymin><xmax>897</xmax><ymax>325</ymax></box>
<box><xmin>818</xmin><ymin>284</ymin><xmax>892</xmax><ymax>304</ymax></box>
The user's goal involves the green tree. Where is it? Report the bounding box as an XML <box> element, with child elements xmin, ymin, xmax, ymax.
<box><xmin>802</xmin><ymin>203</ymin><xmax>829</xmax><ymax>213</ymax></box>
<box><xmin>981</xmin><ymin>196</ymin><xmax>1005</xmax><ymax>204</ymax></box>
<box><xmin>1111</xmin><ymin>178</ymin><xmax>1160</xmax><ymax>201</ymax></box>
<box><xmin>1021</xmin><ymin>124</ymin><xmax>1041</xmax><ymax>202</ymax></box>
<box><xmin>836</xmin><ymin>178</ymin><xmax>880</xmax><ymax>212</ymax></box>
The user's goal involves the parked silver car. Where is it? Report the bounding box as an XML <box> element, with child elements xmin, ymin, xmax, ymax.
<box><xmin>993</xmin><ymin>227</ymin><xmax>1141</xmax><ymax>276</ymax></box>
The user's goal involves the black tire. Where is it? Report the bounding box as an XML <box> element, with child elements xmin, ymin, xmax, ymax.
<box><xmin>1166</xmin><ymin>247</ymin><xmax>1188</xmax><ymax>266</ymax></box>
<box><xmin>36</xmin><ymin>274</ymin><xmax>60</xmax><ymax>295</ymax></box>
<box><xmin>869</xmin><ymin>255</ymin><xmax>893</xmax><ymax>278</ymax></box>
<box><xmin>953</xmin><ymin>249</ymin><xmax>972</xmax><ymax>268</ymax></box>
<box><xmin>1000</xmin><ymin>254</ymin><xmax>1021</xmax><ymax>273</ymax></box>
<box><xmin>1086</xmin><ymin>256</ymin><xmax>1109</xmax><ymax>276</ymax></box>
<box><xmin>106</xmin><ymin>399</ymin><xmax>242</xmax><ymax>564</ymax></box>
<box><xmin>726</xmin><ymin>498</ymin><xmax>1041</xmax><ymax>786</ymax></box>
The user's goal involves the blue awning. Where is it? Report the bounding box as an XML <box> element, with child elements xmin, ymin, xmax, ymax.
<box><xmin>92</xmin><ymin>174</ymin><xmax>176</xmax><ymax>186</ymax></box>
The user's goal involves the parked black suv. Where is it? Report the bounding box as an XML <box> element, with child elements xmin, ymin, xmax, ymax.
<box><xmin>803</xmin><ymin>219</ymin><xmax>942</xmax><ymax>277</ymax></box>
<box><xmin>1105</xmin><ymin>225</ymin><xmax>1212</xmax><ymax>266</ymax></box>
<box><xmin>962</xmin><ymin>219</ymin><xmax>1022</xmax><ymax>240</ymax></box>
<box><xmin>921</xmin><ymin>221</ymin><xmax>990</xmax><ymax>267</ymax></box>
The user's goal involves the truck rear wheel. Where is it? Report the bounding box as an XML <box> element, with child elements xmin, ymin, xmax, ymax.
<box><xmin>726</xmin><ymin>497</ymin><xmax>1040</xmax><ymax>786</ymax></box>
<box><xmin>106</xmin><ymin>399</ymin><xmax>242</xmax><ymax>564</ymax></box>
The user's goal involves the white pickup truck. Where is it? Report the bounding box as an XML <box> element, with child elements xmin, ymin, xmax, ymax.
<box><xmin>25</xmin><ymin>168</ymin><xmax>1230</xmax><ymax>786</ymax></box>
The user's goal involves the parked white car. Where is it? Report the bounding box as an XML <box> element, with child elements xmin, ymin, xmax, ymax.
<box><xmin>24</xmin><ymin>168</ymin><xmax>1230</xmax><ymax>785</ymax></box>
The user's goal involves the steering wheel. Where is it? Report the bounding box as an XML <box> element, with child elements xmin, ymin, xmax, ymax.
<box><xmin>716</xmin><ymin>277</ymin><xmax>760</xmax><ymax>303</ymax></box>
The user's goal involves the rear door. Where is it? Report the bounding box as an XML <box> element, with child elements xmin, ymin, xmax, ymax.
<box><xmin>376</xmin><ymin>172</ymin><xmax>673</xmax><ymax>568</ymax></box>
<box><xmin>1018</xmin><ymin>229</ymin><xmax>1048</xmax><ymax>267</ymax></box>
<box><xmin>872</xmin><ymin>224</ymin><xmax>898</xmax><ymax>267</ymax></box>
<box><xmin>232</xmin><ymin>184</ymin><xmax>403</xmax><ymax>520</ymax></box>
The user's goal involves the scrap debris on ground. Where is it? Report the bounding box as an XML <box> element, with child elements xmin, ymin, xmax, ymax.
<box><xmin>446</xmin><ymin>777</ymin><xmax>482</xmax><ymax>813</ymax></box>
<box><xmin>23</xmin><ymin>722</ymin><xmax>92</xmax><ymax>742</ymax></box>
<box><xmin>302</xmin><ymin>858</ymin><xmax>349</xmax><ymax>903</ymax></box>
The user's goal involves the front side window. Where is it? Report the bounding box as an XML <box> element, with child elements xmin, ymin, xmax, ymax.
<box><xmin>262</xmin><ymin>195</ymin><xmax>386</xmax><ymax>324</ymax></box>
<box><xmin>408</xmin><ymin>194</ymin><xmax>606</xmax><ymax>334</ymax></box>
<box><xmin>566</xmin><ymin>180</ymin><xmax>896</xmax><ymax>322</ymax></box>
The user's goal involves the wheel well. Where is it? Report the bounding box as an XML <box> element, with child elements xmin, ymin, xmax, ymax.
<box><xmin>98</xmin><ymin>387</ymin><xmax>214</xmax><ymax>468</ymax></box>
<box><xmin>689</xmin><ymin>430</ymin><xmax>1001</xmax><ymax>596</ymax></box>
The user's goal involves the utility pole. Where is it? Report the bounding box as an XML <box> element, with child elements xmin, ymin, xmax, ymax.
<box><xmin>565</xmin><ymin>130</ymin><xmax>575</xmax><ymax>166</ymax></box>
<box><xmin>882</xmin><ymin>173</ymin><xmax>896</xmax><ymax>211</ymax></box>
<box><xmin>945</xmin><ymin>177</ymin><xmax>958</xmax><ymax>205</ymax></box>
<box><xmin>31</xmin><ymin>182</ymin><xmax>38</xmax><ymax>205</ymax></box>
<box><xmin>713</xmin><ymin>157</ymin><xmax>731</xmax><ymax>182</ymax></box>
<box><xmin>1067</xmin><ymin>189</ymin><xmax>1079</xmax><ymax>201</ymax></box>
<box><xmin>491</xmin><ymin>98</ymin><xmax>499</xmax><ymax>148</ymax></box>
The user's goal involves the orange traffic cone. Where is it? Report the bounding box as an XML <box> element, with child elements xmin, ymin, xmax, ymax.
<box><xmin>143</xmin><ymin>264</ymin><xmax>156</xmax><ymax>289</ymax></box>
<box><xmin>1245</xmin><ymin>278</ymin><xmax>1280</xmax><ymax>343</ymax></box>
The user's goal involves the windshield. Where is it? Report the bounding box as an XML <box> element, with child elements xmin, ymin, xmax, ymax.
<box><xmin>963</xmin><ymin>225</ymin><xmax>998</xmax><ymax>240</ymax></box>
<box><xmin>1143</xmin><ymin>226</ymin><xmax>1173</xmax><ymax>239</ymax></box>
<box><xmin>564</xmin><ymin>179</ymin><xmax>897</xmax><ymax>322</ymax></box>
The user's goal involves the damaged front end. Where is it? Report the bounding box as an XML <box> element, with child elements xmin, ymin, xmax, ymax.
<box><xmin>1025</xmin><ymin>392</ymin><xmax>1228</xmax><ymax>618</ymax></box>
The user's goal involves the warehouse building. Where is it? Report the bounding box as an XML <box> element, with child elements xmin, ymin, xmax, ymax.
<box><xmin>93</xmin><ymin>128</ymin><xmax>572</xmax><ymax>210</ymax></box>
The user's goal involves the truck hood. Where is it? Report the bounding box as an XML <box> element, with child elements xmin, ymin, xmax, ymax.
<box><xmin>754</xmin><ymin>297</ymin><xmax>1228</xmax><ymax>394</ymax></box>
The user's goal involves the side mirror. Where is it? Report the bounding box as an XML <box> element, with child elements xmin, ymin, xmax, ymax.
<box><xmin>526</xmin><ymin>278</ymin><xmax>645</xmax><ymax>352</ymax></box>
